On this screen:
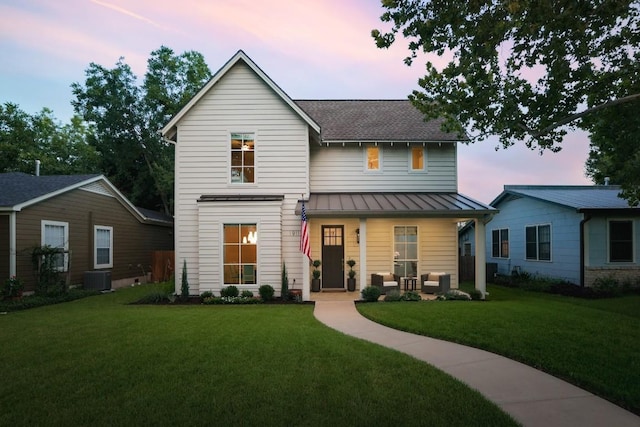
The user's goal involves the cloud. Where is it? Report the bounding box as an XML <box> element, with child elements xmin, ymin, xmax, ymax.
<box><xmin>90</xmin><ymin>0</ymin><xmax>169</xmax><ymax>31</ymax></box>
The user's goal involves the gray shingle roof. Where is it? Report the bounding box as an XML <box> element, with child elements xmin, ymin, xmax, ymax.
<box><xmin>298</xmin><ymin>192</ymin><xmax>495</xmax><ymax>217</ymax></box>
<box><xmin>0</xmin><ymin>172</ymin><xmax>100</xmax><ymax>207</ymax></box>
<box><xmin>295</xmin><ymin>100</ymin><xmax>464</xmax><ymax>142</ymax></box>
<box><xmin>492</xmin><ymin>185</ymin><xmax>637</xmax><ymax>210</ymax></box>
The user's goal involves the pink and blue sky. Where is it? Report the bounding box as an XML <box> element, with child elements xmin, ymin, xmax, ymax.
<box><xmin>0</xmin><ymin>0</ymin><xmax>592</xmax><ymax>203</ymax></box>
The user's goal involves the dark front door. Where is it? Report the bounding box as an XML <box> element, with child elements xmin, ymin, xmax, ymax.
<box><xmin>321</xmin><ymin>225</ymin><xmax>344</xmax><ymax>289</ymax></box>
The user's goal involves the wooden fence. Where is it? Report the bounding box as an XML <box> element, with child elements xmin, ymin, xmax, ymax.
<box><xmin>459</xmin><ymin>255</ymin><xmax>475</xmax><ymax>281</ymax></box>
<box><xmin>151</xmin><ymin>251</ymin><xmax>174</xmax><ymax>283</ymax></box>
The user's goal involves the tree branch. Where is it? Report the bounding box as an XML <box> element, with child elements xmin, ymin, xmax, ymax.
<box><xmin>530</xmin><ymin>93</ymin><xmax>640</xmax><ymax>138</ymax></box>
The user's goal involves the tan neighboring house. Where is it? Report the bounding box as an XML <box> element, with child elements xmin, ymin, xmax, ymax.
<box><xmin>0</xmin><ymin>172</ymin><xmax>174</xmax><ymax>292</ymax></box>
<box><xmin>162</xmin><ymin>50</ymin><xmax>495</xmax><ymax>300</ymax></box>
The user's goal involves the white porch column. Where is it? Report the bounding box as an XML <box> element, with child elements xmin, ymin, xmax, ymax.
<box><xmin>474</xmin><ymin>218</ymin><xmax>486</xmax><ymax>297</ymax></box>
<box><xmin>9</xmin><ymin>212</ymin><xmax>17</xmax><ymax>277</ymax></box>
<box><xmin>358</xmin><ymin>218</ymin><xmax>366</xmax><ymax>293</ymax></box>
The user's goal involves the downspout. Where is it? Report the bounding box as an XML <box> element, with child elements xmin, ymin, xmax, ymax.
<box><xmin>9</xmin><ymin>211</ymin><xmax>17</xmax><ymax>277</ymax></box>
<box><xmin>580</xmin><ymin>213</ymin><xmax>592</xmax><ymax>287</ymax></box>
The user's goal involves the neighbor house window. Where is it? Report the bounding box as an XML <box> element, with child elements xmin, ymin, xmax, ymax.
<box><xmin>230</xmin><ymin>133</ymin><xmax>255</xmax><ymax>183</ymax></box>
<box><xmin>223</xmin><ymin>224</ymin><xmax>257</xmax><ymax>284</ymax></box>
<box><xmin>525</xmin><ymin>224</ymin><xmax>551</xmax><ymax>261</ymax></box>
<box><xmin>41</xmin><ymin>220</ymin><xmax>69</xmax><ymax>272</ymax></box>
<box><xmin>491</xmin><ymin>228</ymin><xmax>509</xmax><ymax>258</ymax></box>
<box><xmin>410</xmin><ymin>147</ymin><xmax>425</xmax><ymax>171</ymax></box>
<box><xmin>94</xmin><ymin>226</ymin><xmax>113</xmax><ymax>269</ymax></box>
<box><xmin>609</xmin><ymin>220</ymin><xmax>633</xmax><ymax>262</ymax></box>
<box><xmin>366</xmin><ymin>146</ymin><xmax>380</xmax><ymax>171</ymax></box>
<box><xmin>394</xmin><ymin>226</ymin><xmax>418</xmax><ymax>277</ymax></box>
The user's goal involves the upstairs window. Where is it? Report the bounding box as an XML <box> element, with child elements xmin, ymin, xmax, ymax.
<box><xmin>366</xmin><ymin>146</ymin><xmax>380</xmax><ymax>171</ymax></box>
<box><xmin>410</xmin><ymin>147</ymin><xmax>425</xmax><ymax>171</ymax></box>
<box><xmin>609</xmin><ymin>220</ymin><xmax>633</xmax><ymax>262</ymax></box>
<box><xmin>491</xmin><ymin>228</ymin><xmax>509</xmax><ymax>258</ymax></box>
<box><xmin>525</xmin><ymin>224</ymin><xmax>551</xmax><ymax>261</ymax></box>
<box><xmin>230</xmin><ymin>133</ymin><xmax>255</xmax><ymax>183</ymax></box>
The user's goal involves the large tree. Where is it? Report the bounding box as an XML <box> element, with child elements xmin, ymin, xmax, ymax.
<box><xmin>72</xmin><ymin>46</ymin><xmax>211</xmax><ymax>214</ymax></box>
<box><xmin>0</xmin><ymin>102</ymin><xmax>99</xmax><ymax>175</ymax></box>
<box><xmin>372</xmin><ymin>0</ymin><xmax>640</xmax><ymax>200</ymax></box>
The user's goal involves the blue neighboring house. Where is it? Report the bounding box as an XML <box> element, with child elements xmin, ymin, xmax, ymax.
<box><xmin>485</xmin><ymin>185</ymin><xmax>640</xmax><ymax>286</ymax></box>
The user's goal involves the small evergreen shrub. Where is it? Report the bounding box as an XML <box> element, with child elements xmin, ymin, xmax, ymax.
<box><xmin>181</xmin><ymin>259</ymin><xmax>189</xmax><ymax>300</ymax></box>
<box><xmin>200</xmin><ymin>291</ymin><xmax>213</xmax><ymax>302</ymax></box>
<box><xmin>241</xmin><ymin>290</ymin><xmax>254</xmax><ymax>298</ymax></box>
<box><xmin>384</xmin><ymin>289</ymin><xmax>402</xmax><ymax>301</ymax></box>
<box><xmin>259</xmin><ymin>284</ymin><xmax>275</xmax><ymax>301</ymax></box>
<box><xmin>220</xmin><ymin>285</ymin><xmax>239</xmax><ymax>298</ymax></box>
<box><xmin>361</xmin><ymin>286</ymin><xmax>381</xmax><ymax>302</ymax></box>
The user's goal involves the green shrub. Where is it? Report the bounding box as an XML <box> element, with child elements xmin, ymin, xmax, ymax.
<box><xmin>259</xmin><ymin>284</ymin><xmax>275</xmax><ymax>301</ymax></box>
<box><xmin>181</xmin><ymin>260</ymin><xmax>190</xmax><ymax>300</ymax></box>
<box><xmin>136</xmin><ymin>291</ymin><xmax>170</xmax><ymax>304</ymax></box>
<box><xmin>0</xmin><ymin>289</ymin><xmax>100</xmax><ymax>312</ymax></box>
<box><xmin>469</xmin><ymin>289</ymin><xmax>483</xmax><ymax>300</ymax></box>
<box><xmin>241</xmin><ymin>290</ymin><xmax>254</xmax><ymax>298</ymax></box>
<box><xmin>592</xmin><ymin>277</ymin><xmax>621</xmax><ymax>296</ymax></box>
<box><xmin>361</xmin><ymin>286</ymin><xmax>381</xmax><ymax>302</ymax></box>
<box><xmin>402</xmin><ymin>291</ymin><xmax>422</xmax><ymax>301</ymax></box>
<box><xmin>200</xmin><ymin>291</ymin><xmax>213</xmax><ymax>302</ymax></box>
<box><xmin>220</xmin><ymin>285</ymin><xmax>239</xmax><ymax>298</ymax></box>
<box><xmin>384</xmin><ymin>289</ymin><xmax>402</xmax><ymax>301</ymax></box>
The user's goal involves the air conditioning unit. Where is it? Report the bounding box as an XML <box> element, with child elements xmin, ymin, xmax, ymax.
<box><xmin>83</xmin><ymin>271</ymin><xmax>112</xmax><ymax>291</ymax></box>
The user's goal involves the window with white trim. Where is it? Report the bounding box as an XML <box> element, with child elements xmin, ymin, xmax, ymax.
<box><xmin>609</xmin><ymin>220</ymin><xmax>633</xmax><ymax>262</ymax></box>
<box><xmin>525</xmin><ymin>224</ymin><xmax>551</xmax><ymax>261</ymax></box>
<box><xmin>41</xmin><ymin>220</ymin><xmax>69</xmax><ymax>272</ymax></box>
<box><xmin>393</xmin><ymin>226</ymin><xmax>418</xmax><ymax>277</ymax></box>
<box><xmin>223</xmin><ymin>224</ymin><xmax>257</xmax><ymax>284</ymax></box>
<box><xmin>94</xmin><ymin>226</ymin><xmax>113</xmax><ymax>269</ymax></box>
<box><xmin>230</xmin><ymin>133</ymin><xmax>255</xmax><ymax>183</ymax></box>
<box><xmin>491</xmin><ymin>228</ymin><xmax>509</xmax><ymax>258</ymax></box>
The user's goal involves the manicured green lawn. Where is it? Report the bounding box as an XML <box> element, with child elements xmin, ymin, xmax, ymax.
<box><xmin>357</xmin><ymin>284</ymin><xmax>640</xmax><ymax>415</ymax></box>
<box><xmin>0</xmin><ymin>285</ymin><xmax>517</xmax><ymax>426</ymax></box>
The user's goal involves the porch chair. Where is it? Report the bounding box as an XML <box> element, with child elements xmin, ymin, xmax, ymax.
<box><xmin>420</xmin><ymin>272</ymin><xmax>451</xmax><ymax>294</ymax></box>
<box><xmin>371</xmin><ymin>272</ymin><xmax>400</xmax><ymax>295</ymax></box>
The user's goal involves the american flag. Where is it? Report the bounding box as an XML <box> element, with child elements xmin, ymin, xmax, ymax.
<box><xmin>300</xmin><ymin>200</ymin><xmax>311</xmax><ymax>260</ymax></box>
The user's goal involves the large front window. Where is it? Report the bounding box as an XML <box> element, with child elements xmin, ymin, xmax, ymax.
<box><xmin>230</xmin><ymin>133</ymin><xmax>255</xmax><ymax>183</ymax></box>
<box><xmin>609</xmin><ymin>220</ymin><xmax>633</xmax><ymax>262</ymax></box>
<box><xmin>223</xmin><ymin>224</ymin><xmax>257</xmax><ymax>284</ymax></box>
<box><xmin>41</xmin><ymin>220</ymin><xmax>69</xmax><ymax>271</ymax></box>
<box><xmin>394</xmin><ymin>226</ymin><xmax>418</xmax><ymax>277</ymax></box>
<box><xmin>491</xmin><ymin>228</ymin><xmax>509</xmax><ymax>258</ymax></box>
<box><xmin>525</xmin><ymin>224</ymin><xmax>551</xmax><ymax>261</ymax></box>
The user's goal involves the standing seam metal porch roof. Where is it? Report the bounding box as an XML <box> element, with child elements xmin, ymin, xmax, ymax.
<box><xmin>297</xmin><ymin>193</ymin><xmax>495</xmax><ymax>217</ymax></box>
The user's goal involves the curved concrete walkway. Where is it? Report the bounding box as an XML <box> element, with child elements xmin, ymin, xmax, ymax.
<box><xmin>314</xmin><ymin>301</ymin><xmax>640</xmax><ymax>427</ymax></box>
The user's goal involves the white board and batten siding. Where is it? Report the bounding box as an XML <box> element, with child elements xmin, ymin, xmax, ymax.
<box><xmin>174</xmin><ymin>61</ymin><xmax>310</xmax><ymax>293</ymax></box>
<box><xmin>310</xmin><ymin>143</ymin><xmax>457</xmax><ymax>193</ymax></box>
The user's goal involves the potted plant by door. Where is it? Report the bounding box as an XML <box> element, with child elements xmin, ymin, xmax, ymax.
<box><xmin>346</xmin><ymin>259</ymin><xmax>356</xmax><ymax>292</ymax></box>
<box><xmin>311</xmin><ymin>259</ymin><xmax>321</xmax><ymax>292</ymax></box>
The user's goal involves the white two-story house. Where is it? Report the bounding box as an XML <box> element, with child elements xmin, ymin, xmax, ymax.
<box><xmin>162</xmin><ymin>50</ymin><xmax>494</xmax><ymax>300</ymax></box>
